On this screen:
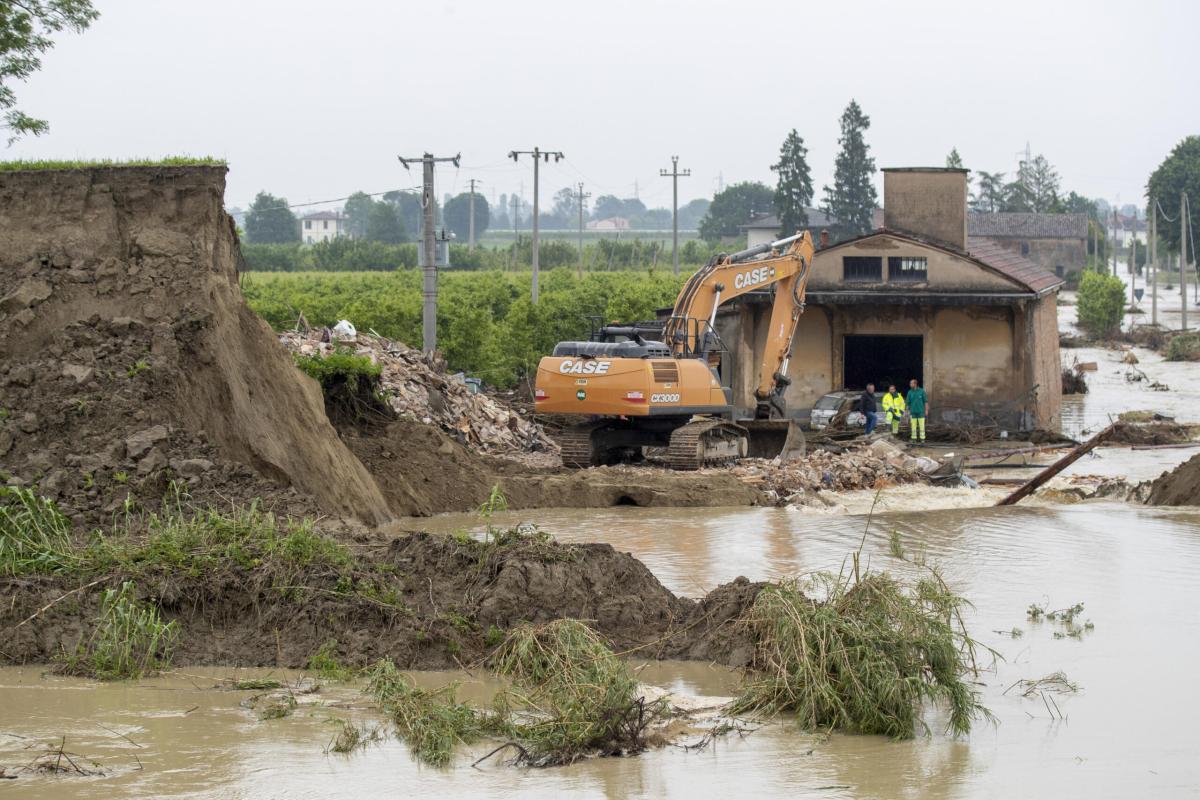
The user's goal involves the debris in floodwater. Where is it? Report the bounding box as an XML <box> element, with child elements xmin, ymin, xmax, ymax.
<box><xmin>1005</xmin><ymin>671</ymin><xmax>1080</xmax><ymax>697</ymax></box>
<box><xmin>324</xmin><ymin>719</ymin><xmax>385</xmax><ymax>755</ymax></box>
<box><xmin>1027</xmin><ymin>600</ymin><xmax>1094</xmax><ymax>638</ymax></box>
<box><xmin>17</xmin><ymin>736</ymin><xmax>105</xmax><ymax>776</ymax></box>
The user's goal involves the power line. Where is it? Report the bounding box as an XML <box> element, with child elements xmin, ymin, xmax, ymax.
<box><xmin>239</xmin><ymin>186</ymin><xmax>421</xmax><ymax>215</ymax></box>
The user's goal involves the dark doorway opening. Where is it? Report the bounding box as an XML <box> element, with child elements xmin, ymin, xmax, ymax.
<box><xmin>843</xmin><ymin>335</ymin><xmax>923</xmax><ymax>390</ymax></box>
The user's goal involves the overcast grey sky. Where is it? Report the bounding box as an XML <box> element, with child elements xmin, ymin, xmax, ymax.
<box><xmin>8</xmin><ymin>0</ymin><xmax>1198</xmax><ymax>214</ymax></box>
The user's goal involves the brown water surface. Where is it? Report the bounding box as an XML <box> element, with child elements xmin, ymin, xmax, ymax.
<box><xmin>5</xmin><ymin>501</ymin><xmax>1200</xmax><ymax>798</ymax></box>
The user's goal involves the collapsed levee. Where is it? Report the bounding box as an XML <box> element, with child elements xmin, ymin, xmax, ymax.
<box><xmin>0</xmin><ymin>497</ymin><xmax>758</xmax><ymax>670</ymax></box>
<box><xmin>0</xmin><ymin>166</ymin><xmax>389</xmax><ymax>524</ymax></box>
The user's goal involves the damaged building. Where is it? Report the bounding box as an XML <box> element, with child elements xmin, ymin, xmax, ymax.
<box><xmin>715</xmin><ymin>167</ymin><xmax>1063</xmax><ymax>430</ymax></box>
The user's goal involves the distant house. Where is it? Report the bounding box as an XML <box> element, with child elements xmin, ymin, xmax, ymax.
<box><xmin>740</xmin><ymin>208</ymin><xmax>885</xmax><ymax>248</ymax></box>
<box><xmin>587</xmin><ymin>216</ymin><xmax>630</xmax><ymax>231</ymax></box>
<box><xmin>968</xmin><ymin>212</ymin><xmax>1087</xmax><ymax>276</ymax></box>
<box><xmin>1106</xmin><ymin>214</ymin><xmax>1147</xmax><ymax>248</ymax></box>
<box><xmin>300</xmin><ymin>211</ymin><xmax>347</xmax><ymax>245</ymax></box>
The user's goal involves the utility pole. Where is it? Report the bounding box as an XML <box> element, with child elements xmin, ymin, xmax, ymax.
<box><xmin>398</xmin><ymin>152</ymin><xmax>461</xmax><ymax>355</ymax></box>
<box><xmin>1112</xmin><ymin>207</ymin><xmax>1119</xmax><ymax>274</ymax></box>
<box><xmin>509</xmin><ymin>147</ymin><xmax>564</xmax><ymax>303</ymax></box>
<box><xmin>1183</xmin><ymin>191</ymin><xmax>1189</xmax><ymax>331</ymax></box>
<box><xmin>509</xmin><ymin>195</ymin><xmax>520</xmax><ymax>271</ymax></box>
<box><xmin>575</xmin><ymin>182</ymin><xmax>591</xmax><ymax>278</ymax></box>
<box><xmin>467</xmin><ymin>178</ymin><xmax>479</xmax><ymax>251</ymax></box>
<box><xmin>1151</xmin><ymin>203</ymin><xmax>1158</xmax><ymax>326</ymax></box>
<box><xmin>660</xmin><ymin>155</ymin><xmax>691</xmax><ymax>275</ymax></box>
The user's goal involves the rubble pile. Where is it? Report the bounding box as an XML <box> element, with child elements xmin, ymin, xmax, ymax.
<box><xmin>278</xmin><ymin>330</ymin><xmax>558</xmax><ymax>459</ymax></box>
<box><xmin>733</xmin><ymin>438</ymin><xmax>934</xmax><ymax>503</ymax></box>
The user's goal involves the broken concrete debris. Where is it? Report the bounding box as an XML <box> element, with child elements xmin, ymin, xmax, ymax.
<box><xmin>277</xmin><ymin>329</ymin><xmax>558</xmax><ymax>460</ymax></box>
<box><xmin>732</xmin><ymin>437</ymin><xmax>934</xmax><ymax>503</ymax></box>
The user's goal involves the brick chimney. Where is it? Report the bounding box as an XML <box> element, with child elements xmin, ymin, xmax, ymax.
<box><xmin>882</xmin><ymin>168</ymin><xmax>968</xmax><ymax>250</ymax></box>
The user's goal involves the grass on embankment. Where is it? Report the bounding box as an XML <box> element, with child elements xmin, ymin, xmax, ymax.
<box><xmin>0</xmin><ymin>157</ymin><xmax>226</xmax><ymax>171</ymax></box>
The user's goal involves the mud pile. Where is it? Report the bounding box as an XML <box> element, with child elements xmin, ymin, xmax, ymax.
<box><xmin>1145</xmin><ymin>453</ymin><xmax>1200</xmax><ymax>506</ymax></box>
<box><xmin>278</xmin><ymin>329</ymin><xmax>558</xmax><ymax>465</ymax></box>
<box><xmin>1</xmin><ymin>529</ymin><xmax>762</xmax><ymax>670</ymax></box>
<box><xmin>0</xmin><ymin>166</ymin><xmax>388</xmax><ymax>525</ymax></box>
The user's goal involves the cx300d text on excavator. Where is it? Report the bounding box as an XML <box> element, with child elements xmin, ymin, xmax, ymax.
<box><xmin>535</xmin><ymin>231</ymin><xmax>815</xmax><ymax>470</ymax></box>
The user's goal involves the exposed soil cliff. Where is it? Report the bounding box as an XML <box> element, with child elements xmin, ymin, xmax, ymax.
<box><xmin>0</xmin><ymin>166</ymin><xmax>389</xmax><ymax>524</ymax></box>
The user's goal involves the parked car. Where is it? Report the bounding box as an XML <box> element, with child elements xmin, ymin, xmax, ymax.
<box><xmin>809</xmin><ymin>390</ymin><xmax>881</xmax><ymax>430</ymax></box>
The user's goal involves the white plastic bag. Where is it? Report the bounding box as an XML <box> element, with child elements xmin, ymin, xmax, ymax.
<box><xmin>332</xmin><ymin>320</ymin><xmax>357</xmax><ymax>341</ymax></box>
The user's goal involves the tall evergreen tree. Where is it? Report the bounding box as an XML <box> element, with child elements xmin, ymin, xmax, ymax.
<box><xmin>970</xmin><ymin>171</ymin><xmax>1005</xmax><ymax>213</ymax></box>
<box><xmin>945</xmin><ymin>148</ymin><xmax>964</xmax><ymax>170</ymax></box>
<box><xmin>821</xmin><ymin>100</ymin><xmax>877</xmax><ymax>236</ymax></box>
<box><xmin>244</xmin><ymin>191</ymin><xmax>300</xmax><ymax>244</ymax></box>
<box><xmin>1003</xmin><ymin>155</ymin><xmax>1061</xmax><ymax>213</ymax></box>
<box><xmin>771</xmin><ymin>129</ymin><xmax>813</xmax><ymax>236</ymax></box>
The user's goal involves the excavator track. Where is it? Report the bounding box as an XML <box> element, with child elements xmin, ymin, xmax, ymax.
<box><xmin>556</xmin><ymin>424</ymin><xmax>600</xmax><ymax>468</ymax></box>
<box><xmin>667</xmin><ymin>419</ymin><xmax>748</xmax><ymax>471</ymax></box>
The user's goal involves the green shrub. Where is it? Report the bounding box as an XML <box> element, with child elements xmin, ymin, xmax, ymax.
<box><xmin>0</xmin><ymin>487</ymin><xmax>78</xmax><ymax>575</ymax></box>
<box><xmin>1166</xmin><ymin>332</ymin><xmax>1200</xmax><ymax>361</ymax></box>
<box><xmin>1076</xmin><ymin>271</ymin><xmax>1126</xmax><ymax>337</ymax></box>
<box><xmin>59</xmin><ymin>581</ymin><xmax>178</xmax><ymax>680</ymax></box>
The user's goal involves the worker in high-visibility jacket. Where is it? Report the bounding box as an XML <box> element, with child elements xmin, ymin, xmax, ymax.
<box><xmin>881</xmin><ymin>383</ymin><xmax>906</xmax><ymax>436</ymax></box>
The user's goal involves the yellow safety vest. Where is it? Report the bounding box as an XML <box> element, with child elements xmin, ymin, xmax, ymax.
<box><xmin>881</xmin><ymin>392</ymin><xmax>906</xmax><ymax>416</ymax></box>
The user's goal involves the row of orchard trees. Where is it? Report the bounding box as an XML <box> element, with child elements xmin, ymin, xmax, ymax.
<box><xmin>243</xmin><ymin>269</ymin><xmax>688</xmax><ymax>388</ymax></box>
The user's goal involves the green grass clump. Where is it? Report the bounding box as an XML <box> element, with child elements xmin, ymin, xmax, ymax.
<box><xmin>90</xmin><ymin>501</ymin><xmax>352</xmax><ymax>581</ymax></box>
<box><xmin>59</xmin><ymin>581</ymin><xmax>178</xmax><ymax>680</ymax></box>
<box><xmin>326</xmin><ymin>719</ymin><xmax>382</xmax><ymax>754</ymax></box>
<box><xmin>0</xmin><ymin>156</ymin><xmax>226</xmax><ymax>171</ymax></box>
<box><xmin>489</xmin><ymin>619</ymin><xmax>666</xmax><ymax>764</ymax></box>
<box><xmin>294</xmin><ymin>351</ymin><xmax>388</xmax><ymax>424</ymax></box>
<box><xmin>729</xmin><ymin>570</ymin><xmax>991</xmax><ymax>739</ymax></box>
<box><xmin>0</xmin><ymin>487</ymin><xmax>79</xmax><ymax>575</ymax></box>
<box><xmin>306</xmin><ymin>639</ymin><xmax>353</xmax><ymax>681</ymax></box>
<box><xmin>365</xmin><ymin>658</ymin><xmax>500</xmax><ymax>767</ymax></box>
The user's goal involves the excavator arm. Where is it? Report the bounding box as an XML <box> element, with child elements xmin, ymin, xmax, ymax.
<box><xmin>664</xmin><ymin>232</ymin><xmax>815</xmax><ymax>417</ymax></box>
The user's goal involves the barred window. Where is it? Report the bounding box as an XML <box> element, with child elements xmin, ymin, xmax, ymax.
<box><xmin>888</xmin><ymin>256</ymin><xmax>928</xmax><ymax>282</ymax></box>
<box><xmin>843</xmin><ymin>256</ymin><xmax>882</xmax><ymax>282</ymax></box>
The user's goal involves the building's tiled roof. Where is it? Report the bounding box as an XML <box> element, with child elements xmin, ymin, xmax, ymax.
<box><xmin>968</xmin><ymin>212</ymin><xmax>1087</xmax><ymax>239</ymax></box>
<box><xmin>302</xmin><ymin>210</ymin><xmax>345</xmax><ymax>220</ymax></box>
<box><xmin>966</xmin><ymin>236</ymin><xmax>1064</xmax><ymax>293</ymax></box>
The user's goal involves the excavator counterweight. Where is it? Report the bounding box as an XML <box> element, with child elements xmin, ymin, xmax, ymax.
<box><xmin>535</xmin><ymin>232</ymin><xmax>815</xmax><ymax>469</ymax></box>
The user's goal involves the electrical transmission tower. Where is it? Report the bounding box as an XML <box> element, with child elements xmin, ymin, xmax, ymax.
<box><xmin>660</xmin><ymin>155</ymin><xmax>691</xmax><ymax>274</ymax></box>
<box><xmin>508</xmin><ymin>147</ymin><xmax>563</xmax><ymax>303</ymax></box>
<box><xmin>398</xmin><ymin>152</ymin><xmax>461</xmax><ymax>354</ymax></box>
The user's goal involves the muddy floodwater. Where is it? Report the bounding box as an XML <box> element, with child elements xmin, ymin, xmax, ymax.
<box><xmin>6</xmin><ymin>501</ymin><xmax>1200</xmax><ymax>798</ymax></box>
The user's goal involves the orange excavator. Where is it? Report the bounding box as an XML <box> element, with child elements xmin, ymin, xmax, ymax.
<box><xmin>535</xmin><ymin>231</ymin><xmax>815</xmax><ymax>469</ymax></box>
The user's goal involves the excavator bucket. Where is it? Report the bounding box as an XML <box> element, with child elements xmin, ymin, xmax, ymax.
<box><xmin>740</xmin><ymin>419</ymin><xmax>807</xmax><ymax>461</ymax></box>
